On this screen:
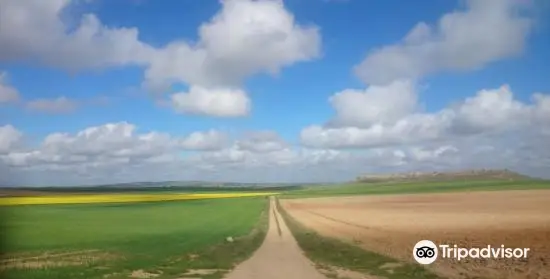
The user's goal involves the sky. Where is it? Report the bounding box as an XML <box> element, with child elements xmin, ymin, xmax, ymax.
<box><xmin>1</xmin><ymin>0</ymin><xmax>549</xmax><ymax>186</ymax></box>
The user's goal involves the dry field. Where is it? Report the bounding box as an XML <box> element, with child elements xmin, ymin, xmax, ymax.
<box><xmin>281</xmin><ymin>190</ymin><xmax>550</xmax><ymax>279</ymax></box>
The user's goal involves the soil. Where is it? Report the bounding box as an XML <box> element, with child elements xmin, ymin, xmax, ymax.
<box><xmin>223</xmin><ymin>197</ymin><xmax>327</xmax><ymax>279</ymax></box>
<box><xmin>130</xmin><ymin>270</ymin><xmax>161</xmax><ymax>278</ymax></box>
<box><xmin>0</xmin><ymin>249</ymin><xmax>117</xmax><ymax>270</ymax></box>
<box><xmin>281</xmin><ymin>190</ymin><xmax>550</xmax><ymax>279</ymax></box>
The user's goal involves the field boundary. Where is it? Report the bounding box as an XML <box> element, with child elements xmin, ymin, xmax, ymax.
<box><xmin>276</xmin><ymin>198</ymin><xmax>444</xmax><ymax>279</ymax></box>
<box><xmin>281</xmin><ymin>179</ymin><xmax>550</xmax><ymax>199</ymax></box>
<box><xmin>299</xmin><ymin>208</ymin><xmax>376</xmax><ymax>230</ymax></box>
<box><xmin>171</xmin><ymin>196</ymin><xmax>272</xmax><ymax>279</ymax></box>
<box><xmin>0</xmin><ymin>192</ymin><xmax>278</xmax><ymax>206</ymax></box>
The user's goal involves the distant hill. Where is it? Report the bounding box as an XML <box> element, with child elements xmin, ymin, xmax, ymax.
<box><xmin>355</xmin><ymin>169</ymin><xmax>533</xmax><ymax>183</ymax></box>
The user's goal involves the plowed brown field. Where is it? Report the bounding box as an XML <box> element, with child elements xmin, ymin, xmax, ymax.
<box><xmin>281</xmin><ymin>190</ymin><xmax>550</xmax><ymax>279</ymax></box>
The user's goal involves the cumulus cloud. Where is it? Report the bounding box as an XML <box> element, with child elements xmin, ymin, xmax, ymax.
<box><xmin>143</xmin><ymin>0</ymin><xmax>321</xmax><ymax>90</ymax></box>
<box><xmin>2</xmin><ymin>120</ymin><xmax>550</xmax><ymax>186</ymax></box>
<box><xmin>301</xmin><ymin>85</ymin><xmax>550</xmax><ymax>148</ymax></box>
<box><xmin>0</xmin><ymin>72</ymin><xmax>20</xmax><ymax>104</ymax></box>
<box><xmin>188</xmin><ymin>145</ymin><xmax>351</xmax><ymax>174</ymax></box>
<box><xmin>2</xmin><ymin>0</ymin><xmax>548</xmax><ymax>185</ymax></box>
<box><xmin>25</xmin><ymin>96</ymin><xmax>79</xmax><ymax>114</ymax></box>
<box><xmin>0</xmin><ymin>0</ymin><xmax>154</xmax><ymax>70</ymax></box>
<box><xmin>236</xmin><ymin>131</ymin><xmax>288</xmax><ymax>152</ymax></box>
<box><xmin>171</xmin><ymin>86</ymin><xmax>251</xmax><ymax>117</ymax></box>
<box><xmin>0</xmin><ymin>0</ymin><xmax>321</xmax><ymax>117</ymax></box>
<box><xmin>354</xmin><ymin>0</ymin><xmax>533</xmax><ymax>85</ymax></box>
<box><xmin>1</xmin><ymin>122</ymin><xmax>228</xmax><ymax>172</ymax></box>
<box><xmin>189</xmin><ymin>130</ymin><xmax>294</xmax><ymax>169</ymax></box>
<box><xmin>407</xmin><ymin>145</ymin><xmax>459</xmax><ymax>163</ymax></box>
<box><xmin>327</xmin><ymin>80</ymin><xmax>418</xmax><ymax>128</ymax></box>
<box><xmin>0</xmin><ymin>0</ymin><xmax>320</xmax><ymax>77</ymax></box>
<box><xmin>294</xmin><ymin>0</ymin><xmax>548</xmax><ymax>180</ymax></box>
<box><xmin>181</xmin><ymin>130</ymin><xmax>228</xmax><ymax>151</ymax></box>
<box><xmin>150</xmin><ymin>0</ymin><xmax>320</xmax><ymax>117</ymax></box>
<box><xmin>0</xmin><ymin>125</ymin><xmax>23</xmax><ymax>154</ymax></box>
<box><xmin>1</xmin><ymin>123</ymin><xmax>366</xmax><ymax>185</ymax></box>
<box><xmin>448</xmin><ymin>85</ymin><xmax>531</xmax><ymax>134</ymax></box>
<box><xmin>302</xmin><ymin>0</ymin><xmax>546</xmax><ymax>153</ymax></box>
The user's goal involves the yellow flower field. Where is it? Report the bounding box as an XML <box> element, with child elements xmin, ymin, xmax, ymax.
<box><xmin>0</xmin><ymin>192</ymin><xmax>278</xmax><ymax>206</ymax></box>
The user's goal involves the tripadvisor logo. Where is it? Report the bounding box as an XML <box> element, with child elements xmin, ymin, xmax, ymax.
<box><xmin>413</xmin><ymin>240</ymin><xmax>438</xmax><ymax>264</ymax></box>
<box><xmin>413</xmin><ymin>240</ymin><xmax>530</xmax><ymax>265</ymax></box>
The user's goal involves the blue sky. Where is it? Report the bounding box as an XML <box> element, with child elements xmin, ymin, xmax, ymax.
<box><xmin>1</xmin><ymin>0</ymin><xmax>549</xmax><ymax>186</ymax></box>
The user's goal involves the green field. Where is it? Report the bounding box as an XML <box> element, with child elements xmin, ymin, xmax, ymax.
<box><xmin>1</xmin><ymin>197</ymin><xmax>269</xmax><ymax>279</ymax></box>
<box><xmin>281</xmin><ymin>179</ymin><xmax>550</xmax><ymax>198</ymax></box>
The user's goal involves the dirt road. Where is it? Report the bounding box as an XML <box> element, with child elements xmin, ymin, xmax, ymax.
<box><xmin>224</xmin><ymin>197</ymin><xmax>327</xmax><ymax>279</ymax></box>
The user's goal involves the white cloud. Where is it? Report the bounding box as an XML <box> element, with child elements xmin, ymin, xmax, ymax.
<box><xmin>1</xmin><ymin>124</ymin><xmax>362</xmax><ymax>185</ymax></box>
<box><xmin>354</xmin><ymin>0</ymin><xmax>533</xmax><ymax>85</ymax></box>
<box><xmin>170</xmin><ymin>86</ymin><xmax>251</xmax><ymax>117</ymax></box>
<box><xmin>191</xmin><ymin>145</ymin><xmax>350</xmax><ymax>171</ymax></box>
<box><xmin>1</xmin><ymin>122</ymin><xmax>228</xmax><ymax>171</ymax></box>
<box><xmin>25</xmin><ymin>96</ymin><xmax>79</xmax><ymax>114</ymax></box>
<box><xmin>0</xmin><ymin>72</ymin><xmax>20</xmax><ymax>104</ymax></box>
<box><xmin>1</xmin><ymin>1</ymin><xmax>549</xmax><ymax>185</ymax></box>
<box><xmin>0</xmin><ymin>0</ymin><xmax>321</xmax><ymax>117</ymax></box>
<box><xmin>191</xmin><ymin>135</ymin><xmax>550</xmax><ymax>182</ymax></box>
<box><xmin>301</xmin><ymin>85</ymin><xmax>550</xmax><ymax>148</ymax></box>
<box><xmin>532</xmin><ymin>93</ymin><xmax>550</xmax><ymax>129</ymax></box>
<box><xmin>143</xmin><ymin>0</ymin><xmax>321</xmax><ymax>90</ymax></box>
<box><xmin>2</xmin><ymin>120</ymin><xmax>550</xmax><ymax>186</ymax></box>
<box><xmin>196</xmin><ymin>147</ymin><xmax>248</xmax><ymax>166</ymax></box>
<box><xmin>0</xmin><ymin>125</ymin><xmax>23</xmax><ymax>154</ymax></box>
<box><xmin>236</xmin><ymin>131</ymin><xmax>288</xmax><ymax>152</ymax></box>
<box><xmin>301</xmin><ymin>0</ymin><xmax>545</xmax><ymax>152</ymax></box>
<box><xmin>327</xmin><ymin>80</ymin><xmax>418</xmax><ymax>127</ymax></box>
<box><xmin>145</xmin><ymin>0</ymin><xmax>320</xmax><ymax>117</ymax></box>
<box><xmin>293</xmin><ymin>0</ymin><xmax>547</xmax><ymax>181</ymax></box>
<box><xmin>39</xmin><ymin>122</ymin><xmax>166</xmax><ymax>158</ymax></box>
<box><xmin>181</xmin><ymin>130</ymin><xmax>228</xmax><ymax>151</ymax></box>
<box><xmin>301</xmin><ymin>115</ymin><xmax>446</xmax><ymax>149</ymax></box>
<box><xmin>408</xmin><ymin>145</ymin><xmax>459</xmax><ymax>162</ymax></box>
<box><xmin>0</xmin><ymin>0</ymin><xmax>154</xmax><ymax>70</ymax></box>
<box><xmin>448</xmin><ymin>85</ymin><xmax>530</xmax><ymax>134</ymax></box>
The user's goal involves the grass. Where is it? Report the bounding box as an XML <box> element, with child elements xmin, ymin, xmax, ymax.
<box><xmin>275</xmin><ymin>198</ymin><xmax>444</xmax><ymax>279</ymax></box>
<box><xmin>282</xmin><ymin>179</ymin><xmax>550</xmax><ymax>198</ymax></box>
<box><xmin>1</xmin><ymin>197</ymin><xmax>270</xmax><ymax>279</ymax></box>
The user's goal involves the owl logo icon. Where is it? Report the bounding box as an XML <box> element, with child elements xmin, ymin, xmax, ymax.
<box><xmin>413</xmin><ymin>240</ymin><xmax>438</xmax><ymax>264</ymax></box>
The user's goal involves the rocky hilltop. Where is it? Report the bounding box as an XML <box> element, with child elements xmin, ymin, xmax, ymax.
<box><xmin>355</xmin><ymin>169</ymin><xmax>530</xmax><ymax>183</ymax></box>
